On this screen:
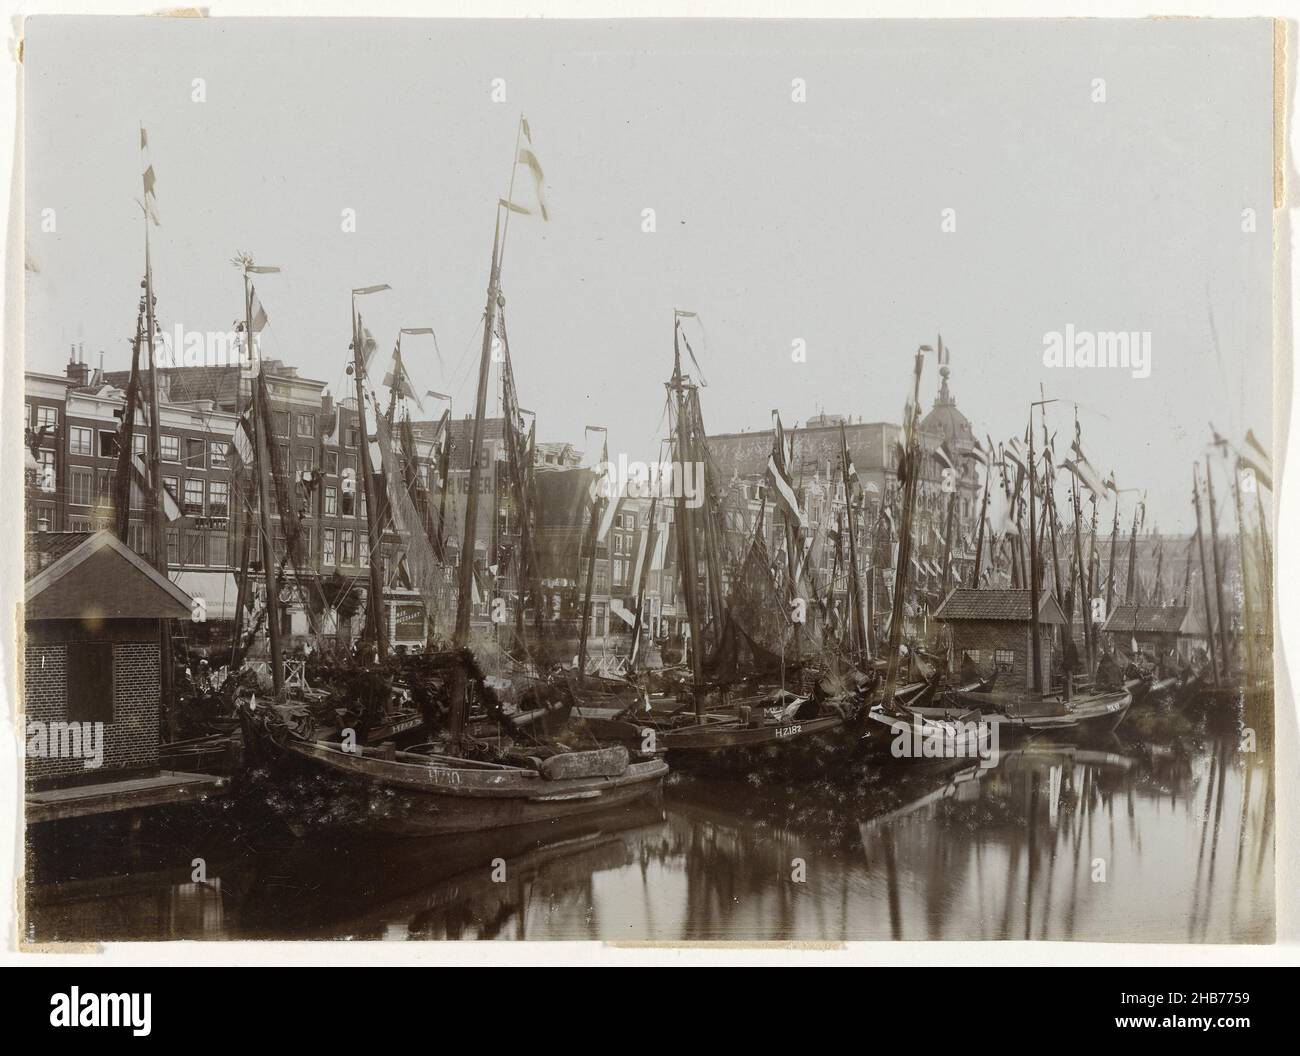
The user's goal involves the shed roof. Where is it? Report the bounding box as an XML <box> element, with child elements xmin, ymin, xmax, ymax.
<box><xmin>934</xmin><ymin>588</ymin><xmax>1066</xmax><ymax>625</ymax></box>
<box><xmin>25</xmin><ymin>530</ymin><xmax>192</xmax><ymax>621</ymax></box>
<box><xmin>1102</xmin><ymin>603</ymin><xmax>1205</xmax><ymax>637</ymax></box>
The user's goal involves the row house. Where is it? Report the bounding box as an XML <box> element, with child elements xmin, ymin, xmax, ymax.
<box><xmin>26</xmin><ymin>353</ymin><xmax>446</xmax><ymax>655</ymax></box>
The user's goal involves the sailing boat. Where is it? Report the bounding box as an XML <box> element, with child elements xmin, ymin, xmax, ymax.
<box><xmin>871</xmin><ymin>385</ymin><xmax>1132</xmax><ymax>746</ymax></box>
<box><xmin>641</xmin><ymin>313</ymin><xmax>873</xmax><ymax>769</ymax></box>
<box><xmin>240</xmin><ymin>119</ymin><xmax>666</xmax><ymax>833</ymax></box>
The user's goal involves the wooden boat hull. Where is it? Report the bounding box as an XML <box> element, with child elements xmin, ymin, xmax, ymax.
<box><xmin>660</xmin><ymin>711</ymin><xmax>864</xmax><ymax>775</ymax></box>
<box><xmin>260</xmin><ymin>736</ymin><xmax>668</xmax><ymax>837</ymax></box>
<box><xmin>942</xmin><ymin>689</ymin><xmax>1132</xmax><ymax>737</ymax></box>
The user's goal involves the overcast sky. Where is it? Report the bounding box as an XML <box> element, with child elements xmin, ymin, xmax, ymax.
<box><xmin>23</xmin><ymin>16</ymin><xmax>1274</xmax><ymax>532</ymax></box>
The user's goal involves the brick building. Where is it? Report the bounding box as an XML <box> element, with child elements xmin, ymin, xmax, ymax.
<box><xmin>24</xmin><ymin>530</ymin><xmax>192</xmax><ymax>789</ymax></box>
<box><xmin>25</xmin><ymin>353</ymin><xmax>448</xmax><ymax>654</ymax></box>
<box><xmin>1101</xmin><ymin>603</ymin><xmax>1210</xmax><ymax>661</ymax></box>
<box><xmin>934</xmin><ymin>587</ymin><xmax>1066</xmax><ymax>691</ymax></box>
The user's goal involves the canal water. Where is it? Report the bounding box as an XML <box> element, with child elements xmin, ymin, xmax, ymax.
<box><xmin>25</xmin><ymin>699</ymin><xmax>1275</xmax><ymax>943</ymax></box>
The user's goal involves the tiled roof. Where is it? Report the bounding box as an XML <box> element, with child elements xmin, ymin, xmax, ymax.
<box><xmin>1102</xmin><ymin>604</ymin><xmax>1199</xmax><ymax>636</ymax></box>
<box><xmin>935</xmin><ymin>588</ymin><xmax>1066</xmax><ymax>625</ymax></box>
<box><xmin>101</xmin><ymin>360</ymin><xmax>318</xmax><ymax>410</ymax></box>
<box><xmin>26</xmin><ymin>531</ymin><xmax>94</xmax><ymax>579</ymax></box>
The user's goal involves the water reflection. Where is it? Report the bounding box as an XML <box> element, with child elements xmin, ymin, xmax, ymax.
<box><xmin>26</xmin><ymin>699</ymin><xmax>1275</xmax><ymax>943</ymax></box>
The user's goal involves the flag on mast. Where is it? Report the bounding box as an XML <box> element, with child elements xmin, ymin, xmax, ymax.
<box><xmin>767</xmin><ymin>411</ymin><xmax>807</xmax><ymax>531</ymax></box>
<box><xmin>508</xmin><ymin>115</ymin><xmax>550</xmax><ymax>221</ymax></box>
<box><xmin>140</xmin><ymin>127</ymin><xmax>161</xmax><ymax>226</ymax></box>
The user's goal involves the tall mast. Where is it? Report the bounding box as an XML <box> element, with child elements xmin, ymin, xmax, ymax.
<box><xmin>1192</xmin><ymin>463</ymin><xmax>1221</xmax><ymax>688</ymax></box>
<box><xmin>352</xmin><ymin>308</ymin><xmax>389</xmax><ymax>661</ymax></box>
<box><xmin>1226</xmin><ymin>451</ymin><xmax>1258</xmax><ymax>687</ymax></box>
<box><xmin>1105</xmin><ymin>502</ymin><xmax>1120</xmax><ymax>619</ymax></box>
<box><xmin>669</xmin><ymin>315</ymin><xmax>707</xmax><ymax>719</ymax></box>
<box><xmin>970</xmin><ymin>455</ymin><xmax>991</xmax><ymax>588</ymax></box>
<box><xmin>449</xmin><ymin>212</ymin><xmax>505</xmax><ymax>750</ymax></box>
<box><xmin>143</xmin><ymin>214</ymin><xmax>175</xmax><ymax>728</ymax></box>
<box><xmin>1068</xmin><ymin>465</ymin><xmax>1092</xmax><ymax>675</ymax></box>
<box><xmin>880</xmin><ymin>346</ymin><xmax>926</xmax><ymax>716</ymax></box>
<box><xmin>244</xmin><ymin>270</ymin><xmax>284</xmax><ymax>695</ymax></box>
<box><xmin>1123</xmin><ymin>504</ymin><xmax>1140</xmax><ymax>605</ymax></box>
<box><xmin>839</xmin><ymin>422</ymin><xmax>868</xmax><ymax>661</ymax></box>
<box><xmin>1027</xmin><ymin>408</ymin><xmax>1041</xmax><ymax>694</ymax></box>
<box><xmin>940</xmin><ymin>488</ymin><xmax>957</xmax><ymax>602</ymax></box>
<box><xmin>576</xmin><ymin>429</ymin><xmax>608</xmax><ymax>686</ymax></box>
<box><xmin>112</xmin><ymin>303</ymin><xmax>145</xmax><ymax>541</ymax></box>
<box><xmin>1203</xmin><ymin>458</ymin><xmax>1232</xmax><ymax>674</ymax></box>
<box><xmin>629</xmin><ymin>491</ymin><xmax>660</xmax><ymax>673</ymax></box>
<box><xmin>228</xmin><ymin>367</ymin><xmax>254</xmax><ymax>669</ymax></box>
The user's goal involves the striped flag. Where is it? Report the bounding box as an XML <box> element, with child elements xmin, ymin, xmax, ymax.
<box><xmin>231</xmin><ymin>411</ymin><xmax>255</xmax><ymax>467</ymax></box>
<box><xmin>933</xmin><ymin>440</ymin><xmax>956</xmax><ymax>474</ymax></box>
<box><xmin>767</xmin><ymin>411</ymin><xmax>807</xmax><ymax>531</ymax></box>
<box><xmin>140</xmin><ymin>127</ymin><xmax>160</xmax><ymax>226</ymax></box>
<box><xmin>132</xmin><ymin>453</ymin><xmax>181</xmax><ymax>521</ymax></box>
<box><xmin>1239</xmin><ymin>428</ymin><xmax>1273</xmax><ymax>490</ymax></box>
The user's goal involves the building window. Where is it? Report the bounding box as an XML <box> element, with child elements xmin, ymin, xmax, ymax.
<box><xmin>323</xmin><ymin>528</ymin><xmax>336</xmax><ymax>565</ymax></box>
<box><xmin>325</xmin><ymin>451</ymin><xmax>339</xmax><ymax>476</ymax></box>
<box><xmin>994</xmin><ymin>649</ymin><xmax>1015</xmax><ymax>672</ymax></box>
<box><xmin>295</xmin><ymin>452</ymin><xmax>313</xmax><ymax>481</ymax></box>
<box><xmin>183</xmin><ymin>530</ymin><xmax>206</xmax><ymax>566</ymax></box>
<box><xmin>133</xmin><ymin>434</ymin><xmax>148</xmax><ymax>456</ymax></box>
<box><xmin>163</xmin><ymin>476</ymin><xmax>180</xmax><ymax>506</ymax></box>
<box><xmin>340</xmin><ymin>529</ymin><xmax>355</xmax><ymax>564</ymax></box>
<box><xmin>69</xmin><ymin>426</ymin><xmax>93</xmax><ymax>455</ymax></box>
<box><xmin>274</xmin><ymin>411</ymin><xmax>290</xmax><ymax>437</ymax></box>
<box><xmin>35</xmin><ymin>450</ymin><xmax>56</xmax><ymax>493</ymax></box>
<box><xmin>346</xmin><ymin>424</ymin><xmax>361</xmax><ymax>448</ymax></box>
<box><xmin>209</xmin><ymin>441</ymin><xmax>229</xmax><ymax>469</ymax></box>
<box><xmin>98</xmin><ymin>431</ymin><xmax>119</xmax><ymax>458</ymax></box>
<box><xmin>35</xmin><ymin>506</ymin><xmax>53</xmax><ymax>532</ymax></box>
<box><xmin>184</xmin><ymin>437</ymin><xmax>206</xmax><ymax>469</ymax></box>
<box><xmin>160</xmin><ymin>434</ymin><xmax>180</xmax><ymax>462</ymax></box>
<box><xmin>325</xmin><ymin>486</ymin><xmax>337</xmax><ymax>515</ymax></box>
<box><xmin>36</xmin><ymin>405</ymin><xmax>58</xmax><ymax>430</ymax></box>
<box><xmin>69</xmin><ymin>467</ymin><xmax>93</xmax><ymax>506</ymax></box>
<box><xmin>127</xmin><ymin>521</ymin><xmax>147</xmax><ymax>553</ymax></box>
<box><xmin>210</xmin><ymin>530</ymin><xmax>229</xmax><ymax>567</ymax></box>
<box><xmin>96</xmin><ymin>469</ymin><xmax>115</xmax><ymax>505</ymax></box>
<box><xmin>183</xmin><ymin>478</ymin><xmax>202</xmax><ymax>514</ymax></box>
<box><xmin>208</xmin><ymin>480</ymin><xmax>230</xmax><ymax>518</ymax></box>
<box><xmin>417</xmin><ymin>463</ymin><xmax>430</xmax><ymax>489</ymax></box>
<box><xmin>166</xmin><ymin>529</ymin><xmax>181</xmax><ymax>567</ymax></box>
<box><xmin>297</xmin><ymin>413</ymin><xmax>315</xmax><ymax>438</ymax></box>
<box><xmin>67</xmin><ymin>641</ymin><xmax>113</xmax><ymax>723</ymax></box>
<box><xmin>360</xmin><ymin>538</ymin><xmax>369</xmax><ymax>568</ymax></box>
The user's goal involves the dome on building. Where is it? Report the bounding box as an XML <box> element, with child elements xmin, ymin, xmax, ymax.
<box><xmin>921</xmin><ymin>361</ymin><xmax>976</xmax><ymax>452</ymax></box>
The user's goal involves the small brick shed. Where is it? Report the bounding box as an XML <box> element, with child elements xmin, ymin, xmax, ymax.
<box><xmin>935</xmin><ymin>588</ymin><xmax>1067</xmax><ymax>691</ymax></box>
<box><xmin>1101</xmin><ymin>603</ymin><xmax>1209</xmax><ymax>661</ymax></box>
<box><xmin>24</xmin><ymin>531</ymin><xmax>192</xmax><ymax>790</ymax></box>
